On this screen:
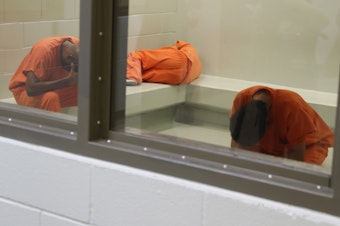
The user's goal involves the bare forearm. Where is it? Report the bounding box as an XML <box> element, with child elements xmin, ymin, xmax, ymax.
<box><xmin>26</xmin><ymin>77</ymin><xmax>73</xmax><ymax>96</ymax></box>
<box><xmin>25</xmin><ymin>69</ymin><xmax>77</xmax><ymax>96</ymax></box>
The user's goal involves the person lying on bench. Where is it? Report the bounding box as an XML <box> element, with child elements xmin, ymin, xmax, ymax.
<box><xmin>126</xmin><ymin>40</ymin><xmax>202</xmax><ymax>86</ymax></box>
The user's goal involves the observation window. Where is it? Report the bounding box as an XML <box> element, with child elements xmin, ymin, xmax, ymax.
<box><xmin>0</xmin><ymin>0</ymin><xmax>339</xmax><ymax>217</ymax></box>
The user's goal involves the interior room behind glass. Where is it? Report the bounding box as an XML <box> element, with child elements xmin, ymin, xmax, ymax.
<box><xmin>124</xmin><ymin>0</ymin><xmax>340</xmax><ymax>173</ymax></box>
<box><xmin>0</xmin><ymin>0</ymin><xmax>80</xmax><ymax>117</ymax></box>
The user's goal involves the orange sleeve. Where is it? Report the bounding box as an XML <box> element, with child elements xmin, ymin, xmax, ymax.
<box><xmin>9</xmin><ymin>44</ymin><xmax>52</xmax><ymax>92</ymax></box>
<box><xmin>9</xmin><ymin>36</ymin><xmax>79</xmax><ymax>92</ymax></box>
<box><xmin>275</xmin><ymin>91</ymin><xmax>333</xmax><ymax>148</ymax></box>
<box><xmin>284</xmin><ymin>101</ymin><xmax>315</xmax><ymax>147</ymax></box>
<box><xmin>24</xmin><ymin>46</ymin><xmax>51</xmax><ymax>80</ymax></box>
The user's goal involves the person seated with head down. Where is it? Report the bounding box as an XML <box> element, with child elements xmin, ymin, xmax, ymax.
<box><xmin>126</xmin><ymin>40</ymin><xmax>202</xmax><ymax>86</ymax></box>
<box><xmin>9</xmin><ymin>36</ymin><xmax>79</xmax><ymax>112</ymax></box>
<box><xmin>229</xmin><ymin>85</ymin><xmax>334</xmax><ymax>165</ymax></box>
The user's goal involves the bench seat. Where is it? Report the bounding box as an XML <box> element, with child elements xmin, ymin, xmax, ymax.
<box><xmin>0</xmin><ymin>75</ymin><xmax>337</xmax><ymax>128</ymax></box>
<box><xmin>187</xmin><ymin>74</ymin><xmax>337</xmax><ymax>128</ymax></box>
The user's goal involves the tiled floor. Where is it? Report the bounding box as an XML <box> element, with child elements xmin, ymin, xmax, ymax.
<box><xmin>160</xmin><ymin>122</ymin><xmax>231</xmax><ymax>147</ymax></box>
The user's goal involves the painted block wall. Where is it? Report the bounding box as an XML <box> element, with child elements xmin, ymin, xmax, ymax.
<box><xmin>127</xmin><ymin>0</ymin><xmax>177</xmax><ymax>52</ymax></box>
<box><xmin>175</xmin><ymin>0</ymin><xmax>340</xmax><ymax>93</ymax></box>
<box><xmin>1</xmin><ymin>0</ymin><xmax>339</xmax><ymax>95</ymax></box>
<box><xmin>1</xmin><ymin>136</ymin><xmax>340</xmax><ymax>226</ymax></box>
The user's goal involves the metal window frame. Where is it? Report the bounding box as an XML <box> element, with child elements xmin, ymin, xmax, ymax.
<box><xmin>0</xmin><ymin>0</ymin><xmax>339</xmax><ymax>217</ymax></box>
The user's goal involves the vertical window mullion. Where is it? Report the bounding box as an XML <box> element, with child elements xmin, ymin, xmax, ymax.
<box><xmin>78</xmin><ymin>0</ymin><xmax>113</xmax><ymax>142</ymax></box>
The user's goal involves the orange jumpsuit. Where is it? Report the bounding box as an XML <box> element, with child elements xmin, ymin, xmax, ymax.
<box><xmin>230</xmin><ymin>86</ymin><xmax>334</xmax><ymax>165</ymax></box>
<box><xmin>126</xmin><ymin>40</ymin><xmax>202</xmax><ymax>85</ymax></box>
<box><xmin>8</xmin><ymin>36</ymin><xmax>79</xmax><ymax>112</ymax></box>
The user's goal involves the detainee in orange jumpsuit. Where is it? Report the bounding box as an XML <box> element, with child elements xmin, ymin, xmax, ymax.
<box><xmin>126</xmin><ymin>40</ymin><xmax>202</xmax><ymax>85</ymax></box>
<box><xmin>8</xmin><ymin>36</ymin><xmax>79</xmax><ymax>112</ymax></box>
<box><xmin>229</xmin><ymin>85</ymin><xmax>334</xmax><ymax>165</ymax></box>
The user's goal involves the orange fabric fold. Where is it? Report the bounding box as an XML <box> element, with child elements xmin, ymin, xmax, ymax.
<box><xmin>126</xmin><ymin>41</ymin><xmax>202</xmax><ymax>85</ymax></box>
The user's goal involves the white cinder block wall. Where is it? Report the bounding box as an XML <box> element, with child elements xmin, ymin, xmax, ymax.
<box><xmin>1</xmin><ymin>136</ymin><xmax>340</xmax><ymax>226</ymax></box>
<box><xmin>1</xmin><ymin>0</ymin><xmax>340</xmax><ymax>225</ymax></box>
<box><xmin>175</xmin><ymin>0</ymin><xmax>340</xmax><ymax>93</ymax></box>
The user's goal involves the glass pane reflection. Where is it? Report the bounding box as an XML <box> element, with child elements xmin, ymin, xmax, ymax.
<box><xmin>124</xmin><ymin>0</ymin><xmax>339</xmax><ymax>173</ymax></box>
<box><xmin>0</xmin><ymin>0</ymin><xmax>80</xmax><ymax>118</ymax></box>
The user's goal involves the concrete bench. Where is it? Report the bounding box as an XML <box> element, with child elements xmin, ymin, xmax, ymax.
<box><xmin>187</xmin><ymin>74</ymin><xmax>337</xmax><ymax>128</ymax></box>
<box><xmin>0</xmin><ymin>97</ymin><xmax>78</xmax><ymax>115</ymax></box>
<box><xmin>0</xmin><ymin>75</ymin><xmax>337</xmax><ymax>128</ymax></box>
<box><xmin>0</xmin><ymin>83</ymin><xmax>187</xmax><ymax>117</ymax></box>
<box><xmin>126</xmin><ymin>82</ymin><xmax>187</xmax><ymax>116</ymax></box>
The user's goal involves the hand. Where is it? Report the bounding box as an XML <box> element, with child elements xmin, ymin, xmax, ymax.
<box><xmin>67</xmin><ymin>63</ymin><xmax>78</xmax><ymax>86</ymax></box>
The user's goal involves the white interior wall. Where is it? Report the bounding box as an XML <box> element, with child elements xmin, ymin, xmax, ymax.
<box><xmin>176</xmin><ymin>0</ymin><xmax>340</xmax><ymax>93</ymax></box>
<box><xmin>127</xmin><ymin>0</ymin><xmax>178</xmax><ymax>52</ymax></box>
<box><xmin>1</xmin><ymin>136</ymin><xmax>340</xmax><ymax>226</ymax></box>
<box><xmin>2</xmin><ymin>0</ymin><xmax>339</xmax><ymax>94</ymax></box>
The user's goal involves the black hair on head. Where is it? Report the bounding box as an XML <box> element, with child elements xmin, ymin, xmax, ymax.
<box><xmin>229</xmin><ymin>100</ymin><xmax>268</xmax><ymax>147</ymax></box>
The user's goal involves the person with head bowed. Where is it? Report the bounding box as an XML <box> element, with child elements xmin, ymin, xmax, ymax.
<box><xmin>9</xmin><ymin>36</ymin><xmax>80</xmax><ymax>112</ymax></box>
<box><xmin>229</xmin><ymin>86</ymin><xmax>334</xmax><ymax>165</ymax></box>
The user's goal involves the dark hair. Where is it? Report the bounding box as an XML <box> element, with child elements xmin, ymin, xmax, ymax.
<box><xmin>229</xmin><ymin>100</ymin><xmax>268</xmax><ymax>147</ymax></box>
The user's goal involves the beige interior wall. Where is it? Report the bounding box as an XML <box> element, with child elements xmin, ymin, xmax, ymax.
<box><xmin>1</xmin><ymin>0</ymin><xmax>339</xmax><ymax>95</ymax></box>
<box><xmin>127</xmin><ymin>0</ymin><xmax>178</xmax><ymax>52</ymax></box>
<box><xmin>176</xmin><ymin>0</ymin><xmax>340</xmax><ymax>93</ymax></box>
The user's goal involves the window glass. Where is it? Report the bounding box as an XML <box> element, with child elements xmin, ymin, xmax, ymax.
<box><xmin>122</xmin><ymin>0</ymin><xmax>340</xmax><ymax>174</ymax></box>
<box><xmin>0</xmin><ymin>0</ymin><xmax>80</xmax><ymax>119</ymax></box>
